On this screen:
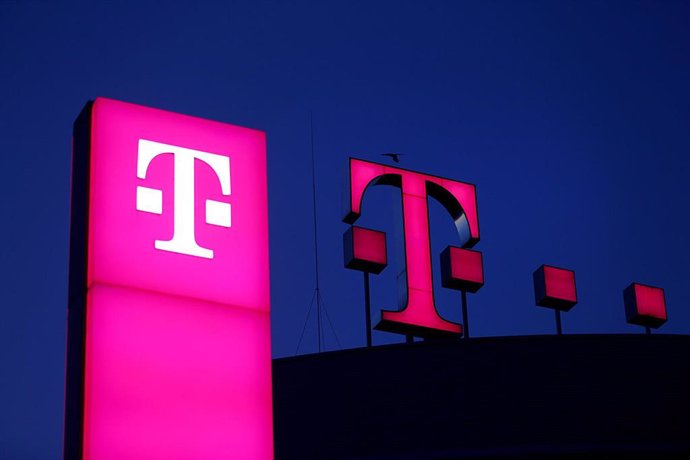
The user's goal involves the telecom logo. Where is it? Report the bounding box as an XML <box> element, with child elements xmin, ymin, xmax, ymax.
<box><xmin>65</xmin><ymin>97</ymin><xmax>273</xmax><ymax>460</ymax></box>
<box><xmin>343</xmin><ymin>158</ymin><xmax>481</xmax><ymax>338</ymax></box>
<box><xmin>136</xmin><ymin>139</ymin><xmax>232</xmax><ymax>259</ymax></box>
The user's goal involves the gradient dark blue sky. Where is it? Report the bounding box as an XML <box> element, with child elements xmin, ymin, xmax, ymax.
<box><xmin>1</xmin><ymin>1</ymin><xmax>689</xmax><ymax>458</ymax></box>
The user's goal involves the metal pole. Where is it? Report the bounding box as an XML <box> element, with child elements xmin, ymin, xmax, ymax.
<box><xmin>363</xmin><ymin>272</ymin><xmax>372</xmax><ymax>348</ymax></box>
<box><xmin>309</xmin><ymin>112</ymin><xmax>323</xmax><ymax>353</ymax></box>
<box><xmin>555</xmin><ymin>309</ymin><xmax>562</xmax><ymax>335</ymax></box>
<box><xmin>461</xmin><ymin>290</ymin><xmax>470</xmax><ymax>339</ymax></box>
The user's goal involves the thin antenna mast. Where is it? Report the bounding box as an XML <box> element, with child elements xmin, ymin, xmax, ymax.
<box><xmin>295</xmin><ymin>112</ymin><xmax>341</xmax><ymax>355</ymax></box>
<box><xmin>309</xmin><ymin>112</ymin><xmax>323</xmax><ymax>353</ymax></box>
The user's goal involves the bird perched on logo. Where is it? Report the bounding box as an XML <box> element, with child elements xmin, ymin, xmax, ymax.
<box><xmin>382</xmin><ymin>153</ymin><xmax>403</xmax><ymax>163</ymax></box>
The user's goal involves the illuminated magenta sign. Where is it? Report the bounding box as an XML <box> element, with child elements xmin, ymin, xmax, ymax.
<box><xmin>65</xmin><ymin>98</ymin><xmax>272</xmax><ymax>459</ymax></box>
<box><xmin>343</xmin><ymin>158</ymin><xmax>480</xmax><ymax>338</ymax></box>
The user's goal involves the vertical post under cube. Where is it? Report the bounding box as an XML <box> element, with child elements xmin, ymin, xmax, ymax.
<box><xmin>343</xmin><ymin>226</ymin><xmax>388</xmax><ymax>347</ymax></box>
<box><xmin>440</xmin><ymin>246</ymin><xmax>484</xmax><ymax>339</ymax></box>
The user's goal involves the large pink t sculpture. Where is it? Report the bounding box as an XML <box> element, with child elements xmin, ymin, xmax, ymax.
<box><xmin>344</xmin><ymin>158</ymin><xmax>480</xmax><ymax>338</ymax></box>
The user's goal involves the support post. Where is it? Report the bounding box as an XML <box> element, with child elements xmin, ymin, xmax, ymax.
<box><xmin>555</xmin><ymin>309</ymin><xmax>563</xmax><ymax>335</ymax></box>
<box><xmin>363</xmin><ymin>272</ymin><xmax>372</xmax><ymax>347</ymax></box>
<box><xmin>461</xmin><ymin>290</ymin><xmax>470</xmax><ymax>339</ymax></box>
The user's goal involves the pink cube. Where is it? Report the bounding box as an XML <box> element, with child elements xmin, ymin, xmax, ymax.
<box><xmin>624</xmin><ymin>283</ymin><xmax>667</xmax><ymax>328</ymax></box>
<box><xmin>440</xmin><ymin>246</ymin><xmax>484</xmax><ymax>293</ymax></box>
<box><xmin>533</xmin><ymin>265</ymin><xmax>577</xmax><ymax>311</ymax></box>
<box><xmin>343</xmin><ymin>226</ymin><xmax>387</xmax><ymax>274</ymax></box>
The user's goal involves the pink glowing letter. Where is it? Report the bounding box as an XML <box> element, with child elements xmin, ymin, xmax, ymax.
<box><xmin>343</xmin><ymin>158</ymin><xmax>480</xmax><ymax>338</ymax></box>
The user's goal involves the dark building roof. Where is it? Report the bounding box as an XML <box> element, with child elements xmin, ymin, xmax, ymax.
<box><xmin>273</xmin><ymin>334</ymin><xmax>690</xmax><ymax>459</ymax></box>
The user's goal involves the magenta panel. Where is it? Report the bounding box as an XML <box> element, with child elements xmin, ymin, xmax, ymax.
<box><xmin>544</xmin><ymin>266</ymin><xmax>577</xmax><ymax>304</ymax></box>
<box><xmin>88</xmin><ymin>98</ymin><xmax>269</xmax><ymax>311</ymax></box>
<box><xmin>635</xmin><ymin>284</ymin><xmax>666</xmax><ymax>320</ymax></box>
<box><xmin>83</xmin><ymin>285</ymin><xmax>273</xmax><ymax>460</ymax></box>
<box><xmin>69</xmin><ymin>98</ymin><xmax>273</xmax><ymax>459</ymax></box>
<box><xmin>353</xmin><ymin>227</ymin><xmax>387</xmax><ymax>266</ymax></box>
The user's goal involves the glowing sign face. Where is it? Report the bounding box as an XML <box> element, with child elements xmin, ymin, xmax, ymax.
<box><xmin>343</xmin><ymin>158</ymin><xmax>480</xmax><ymax>338</ymax></box>
<box><xmin>86</xmin><ymin>98</ymin><xmax>269</xmax><ymax>309</ymax></box>
<box><xmin>65</xmin><ymin>98</ymin><xmax>272</xmax><ymax>460</ymax></box>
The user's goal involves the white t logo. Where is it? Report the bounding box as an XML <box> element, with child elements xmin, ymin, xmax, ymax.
<box><xmin>135</xmin><ymin>139</ymin><xmax>231</xmax><ymax>259</ymax></box>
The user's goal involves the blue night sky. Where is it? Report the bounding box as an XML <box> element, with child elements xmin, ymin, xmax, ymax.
<box><xmin>1</xmin><ymin>1</ymin><xmax>689</xmax><ymax>458</ymax></box>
